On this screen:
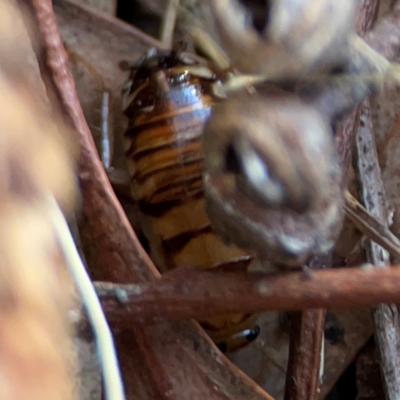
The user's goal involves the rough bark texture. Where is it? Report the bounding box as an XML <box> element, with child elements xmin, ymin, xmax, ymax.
<box><xmin>355</xmin><ymin>102</ymin><xmax>400</xmax><ymax>399</ymax></box>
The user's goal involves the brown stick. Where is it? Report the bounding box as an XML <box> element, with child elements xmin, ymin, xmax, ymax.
<box><xmin>283</xmin><ymin>255</ymin><xmax>329</xmax><ymax>400</ymax></box>
<box><xmin>345</xmin><ymin>191</ymin><xmax>400</xmax><ymax>259</ymax></box>
<box><xmin>93</xmin><ymin>266</ymin><xmax>400</xmax><ymax>326</ymax></box>
<box><xmin>355</xmin><ymin>100</ymin><xmax>400</xmax><ymax>399</ymax></box>
<box><xmin>336</xmin><ymin>0</ymin><xmax>380</xmax><ymax>174</ymax></box>
<box><xmin>284</xmin><ymin>310</ymin><xmax>326</xmax><ymax>400</ymax></box>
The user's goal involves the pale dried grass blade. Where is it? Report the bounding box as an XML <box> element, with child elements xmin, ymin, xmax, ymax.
<box><xmin>48</xmin><ymin>195</ymin><xmax>126</xmax><ymax>400</ymax></box>
<box><xmin>344</xmin><ymin>191</ymin><xmax>400</xmax><ymax>259</ymax></box>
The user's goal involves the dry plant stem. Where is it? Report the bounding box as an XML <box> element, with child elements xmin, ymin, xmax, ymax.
<box><xmin>159</xmin><ymin>0</ymin><xmax>179</xmax><ymax>48</ymax></box>
<box><xmin>336</xmin><ymin>0</ymin><xmax>379</xmax><ymax>172</ymax></box>
<box><xmin>28</xmin><ymin>1</ymin><xmax>276</xmax><ymax>399</ymax></box>
<box><xmin>355</xmin><ymin>101</ymin><xmax>400</xmax><ymax>400</ymax></box>
<box><xmin>284</xmin><ymin>310</ymin><xmax>326</xmax><ymax>400</ymax></box>
<box><xmin>48</xmin><ymin>195</ymin><xmax>125</xmax><ymax>400</ymax></box>
<box><xmin>191</xmin><ymin>26</ymin><xmax>231</xmax><ymax>69</ymax></box>
<box><xmin>100</xmin><ymin>92</ymin><xmax>112</xmax><ymax>169</ymax></box>
<box><xmin>284</xmin><ymin>254</ymin><xmax>330</xmax><ymax>400</ymax></box>
<box><xmin>94</xmin><ymin>266</ymin><xmax>400</xmax><ymax>326</ymax></box>
<box><xmin>344</xmin><ymin>191</ymin><xmax>400</xmax><ymax>259</ymax></box>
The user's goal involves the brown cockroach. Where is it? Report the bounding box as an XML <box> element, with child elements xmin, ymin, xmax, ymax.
<box><xmin>121</xmin><ymin>46</ymin><xmax>261</xmax><ymax>352</ymax></box>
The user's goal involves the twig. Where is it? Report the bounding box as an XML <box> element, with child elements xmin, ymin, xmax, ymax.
<box><xmin>100</xmin><ymin>91</ymin><xmax>112</xmax><ymax>170</ymax></box>
<box><xmin>284</xmin><ymin>309</ymin><xmax>326</xmax><ymax>400</ymax></box>
<box><xmin>159</xmin><ymin>0</ymin><xmax>179</xmax><ymax>48</ymax></box>
<box><xmin>354</xmin><ymin>101</ymin><xmax>400</xmax><ymax>399</ymax></box>
<box><xmin>344</xmin><ymin>191</ymin><xmax>400</xmax><ymax>259</ymax></box>
<box><xmin>93</xmin><ymin>266</ymin><xmax>400</xmax><ymax>326</ymax></box>
<box><xmin>191</xmin><ymin>26</ymin><xmax>231</xmax><ymax>69</ymax></box>
<box><xmin>283</xmin><ymin>255</ymin><xmax>330</xmax><ymax>400</ymax></box>
<box><xmin>47</xmin><ymin>195</ymin><xmax>125</xmax><ymax>400</ymax></box>
<box><xmin>336</xmin><ymin>0</ymin><xmax>380</xmax><ymax>173</ymax></box>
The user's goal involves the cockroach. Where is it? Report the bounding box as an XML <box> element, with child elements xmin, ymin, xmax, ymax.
<box><xmin>121</xmin><ymin>46</ymin><xmax>260</xmax><ymax>352</ymax></box>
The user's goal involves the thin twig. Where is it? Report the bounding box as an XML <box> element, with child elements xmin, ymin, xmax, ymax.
<box><xmin>159</xmin><ymin>0</ymin><xmax>179</xmax><ymax>48</ymax></box>
<box><xmin>283</xmin><ymin>255</ymin><xmax>330</xmax><ymax>400</ymax></box>
<box><xmin>47</xmin><ymin>196</ymin><xmax>125</xmax><ymax>400</ymax></box>
<box><xmin>100</xmin><ymin>91</ymin><xmax>112</xmax><ymax>170</ymax></box>
<box><xmin>344</xmin><ymin>191</ymin><xmax>400</xmax><ymax>259</ymax></box>
<box><xmin>191</xmin><ymin>26</ymin><xmax>231</xmax><ymax>69</ymax></box>
<box><xmin>284</xmin><ymin>309</ymin><xmax>326</xmax><ymax>400</ymax></box>
<box><xmin>336</xmin><ymin>0</ymin><xmax>380</xmax><ymax>174</ymax></box>
<box><xmin>93</xmin><ymin>266</ymin><xmax>400</xmax><ymax>326</ymax></box>
<box><xmin>355</xmin><ymin>101</ymin><xmax>400</xmax><ymax>399</ymax></box>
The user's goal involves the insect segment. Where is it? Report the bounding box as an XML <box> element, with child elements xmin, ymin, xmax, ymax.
<box><xmin>122</xmin><ymin>48</ymin><xmax>260</xmax><ymax>352</ymax></box>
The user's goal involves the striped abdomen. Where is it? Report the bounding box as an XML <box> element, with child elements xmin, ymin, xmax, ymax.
<box><xmin>123</xmin><ymin>50</ymin><xmax>258</xmax><ymax>350</ymax></box>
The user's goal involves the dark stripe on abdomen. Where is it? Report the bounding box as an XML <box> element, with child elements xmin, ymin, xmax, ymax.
<box><xmin>137</xmin><ymin>189</ymin><xmax>204</xmax><ymax>217</ymax></box>
<box><xmin>144</xmin><ymin>173</ymin><xmax>203</xmax><ymax>203</ymax></box>
<box><xmin>162</xmin><ymin>224</ymin><xmax>213</xmax><ymax>255</ymax></box>
<box><xmin>127</xmin><ymin>104</ymin><xmax>209</xmax><ymax>211</ymax></box>
<box><xmin>125</xmin><ymin>107</ymin><xmax>212</xmax><ymax>138</ymax></box>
